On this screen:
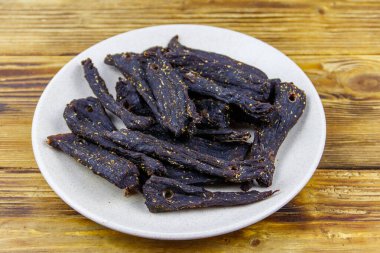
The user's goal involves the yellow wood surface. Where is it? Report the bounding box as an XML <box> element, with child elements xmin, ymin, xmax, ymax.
<box><xmin>1</xmin><ymin>0</ymin><xmax>380</xmax><ymax>252</ymax></box>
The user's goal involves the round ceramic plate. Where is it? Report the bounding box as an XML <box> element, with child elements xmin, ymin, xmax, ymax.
<box><xmin>32</xmin><ymin>24</ymin><xmax>326</xmax><ymax>240</ymax></box>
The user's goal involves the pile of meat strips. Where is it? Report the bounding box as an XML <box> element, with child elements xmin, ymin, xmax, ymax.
<box><xmin>47</xmin><ymin>36</ymin><xmax>306</xmax><ymax>213</ymax></box>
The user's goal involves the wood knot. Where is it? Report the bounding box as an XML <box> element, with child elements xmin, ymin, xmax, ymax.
<box><xmin>317</xmin><ymin>7</ymin><xmax>326</xmax><ymax>15</ymax></box>
<box><xmin>250</xmin><ymin>238</ymin><xmax>261</xmax><ymax>247</ymax></box>
<box><xmin>348</xmin><ymin>74</ymin><xmax>380</xmax><ymax>92</ymax></box>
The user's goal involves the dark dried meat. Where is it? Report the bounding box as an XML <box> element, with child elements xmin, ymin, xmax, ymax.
<box><xmin>115</xmin><ymin>78</ymin><xmax>152</xmax><ymax>116</ymax></box>
<box><xmin>165</xmin><ymin>35</ymin><xmax>269</xmax><ymax>90</ymax></box>
<box><xmin>196</xmin><ymin>128</ymin><xmax>251</xmax><ymax>142</ymax></box>
<box><xmin>137</xmin><ymin>125</ymin><xmax>250</xmax><ymax>160</ymax></box>
<box><xmin>47</xmin><ymin>36</ymin><xmax>308</xmax><ymax>212</ymax></box>
<box><xmin>164</xmin><ymin>164</ymin><xmax>224</xmax><ymax>186</ymax></box>
<box><xmin>105</xmin><ymin>51</ymin><xmax>199</xmax><ymax>136</ymax></box>
<box><xmin>82</xmin><ymin>58</ymin><xmax>154</xmax><ymax>130</ymax></box>
<box><xmin>259</xmin><ymin>82</ymin><xmax>306</xmax><ymax>158</ymax></box>
<box><xmin>143</xmin><ymin>176</ymin><xmax>276</xmax><ymax>212</ymax></box>
<box><xmin>240</xmin><ymin>131</ymin><xmax>275</xmax><ymax>191</ymax></box>
<box><xmin>183</xmin><ymin>71</ymin><xmax>276</xmax><ymax>124</ymax></box>
<box><xmin>143</xmin><ymin>126</ymin><xmax>250</xmax><ymax>160</ymax></box>
<box><xmin>195</xmin><ymin>99</ymin><xmax>230</xmax><ymax>129</ymax></box>
<box><xmin>250</xmin><ymin>82</ymin><xmax>306</xmax><ymax>187</ymax></box>
<box><xmin>105</xmin><ymin>129</ymin><xmax>266</xmax><ymax>183</ymax></box>
<box><xmin>105</xmin><ymin>52</ymin><xmax>161</xmax><ymax>120</ymax></box>
<box><xmin>181</xmin><ymin>136</ymin><xmax>250</xmax><ymax>161</ymax></box>
<box><xmin>67</xmin><ymin>96</ymin><xmax>116</xmax><ymax>132</ymax></box>
<box><xmin>47</xmin><ymin>133</ymin><xmax>140</xmax><ymax>192</ymax></box>
<box><xmin>64</xmin><ymin>98</ymin><xmax>166</xmax><ymax>176</ymax></box>
<box><xmin>143</xmin><ymin>48</ymin><xmax>199</xmax><ymax>136</ymax></box>
<box><xmin>138</xmin><ymin>120</ymin><xmax>249</xmax><ymax>143</ymax></box>
<box><xmin>162</xmin><ymin>137</ymin><xmax>250</xmax><ymax>186</ymax></box>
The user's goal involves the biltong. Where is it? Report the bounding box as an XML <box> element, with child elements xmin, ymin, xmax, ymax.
<box><xmin>82</xmin><ymin>58</ymin><xmax>154</xmax><ymax>130</ymax></box>
<box><xmin>46</xmin><ymin>36</ymin><xmax>309</xmax><ymax>212</ymax></box>
<box><xmin>259</xmin><ymin>82</ymin><xmax>306</xmax><ymax>159</ymax></box>
<box><xmin>142</xmin><ymin>117</ymin><xmax>250</xmax><ymax>143</ymax></box>
<box><xmin>196</xmin><ymin>128</ymin><xmax>251</xmax><ymax>142</ymax></box>
<box><xmin>67</xmin><ymin>96</ymin><xmax>116</xmax><ymax>132</ymax></box>
<box><xmin>142</xmin><ymin>125</ymin><xmax>250</xmax><ymax>160</ymax></box>
<box><xmin>143</xmin><ymin>176</ymin><xmax>276</xmax><ymax>212</ymax></box>
<box><xmin>182</xmin><ymin>136</ymin><xmax>250</xmax><ymax>161</ymax></box>
<box><xmin>163</xmin><ymin>137</ymin><xmax>250</xmax><ymax>185</ymax></box>
<box><xmin>183</xmin><ymin>71</ymin><xmax>276</xmax><ymax>124</ymax></box>
<box><xmin>105</xmin><ymin>52</ymin><xmax>161</xmax><ymax>119</ymax></box>
<box><xmin>164</xmin><ymin>164</ymin><xmax>224</xmax><ymax>186</ymax></box>
<box><xmin>165</xmin><ymin>35</ymin><xmax>269</xmax><ymax>91</ymax></box>
<box><xmin>105</xmin><ymin>51</ymin><xmax>199</xmax><ymax>136</ymax></box>
<box><xmin>143</xmin><ymin>48</ymin><xmax>199</xmax><ymax>136</ymax></box>
<box><xmin>195</xmin><ymin>99</ymin><xmax>230</xmax><ymax>129</ymax></box>
<box><xmin>47</xmin><ymin>133</ymin><xmax>140</xmax><ymax>192</ymax></box>
<box><xmin>105</xmin><ymin>129</ymin><xmax>267</xmax><ymax>183</ymax></box>
<box><xmin>115</xmin><ymin>78</ymin><xmax>152</xmax><ymax>116</ymax></box>
<box><xmin>64</xmin><ymin>97</ymin><xmax>166</xmax><ymax>176</ymax></box>
<box><xmin>250</xmin><ymin>82</ymin><xmax>306</xmax><ymax>187</ymax></box>
<box><xmin>240</xmin><ymin>131</ymin><xmax>274</xmax><ymax>191</ymax></box>
<box><xmin>138</xmin><ymin>125</ymin><xmax>250</xmax><ymax>160</ymax></box>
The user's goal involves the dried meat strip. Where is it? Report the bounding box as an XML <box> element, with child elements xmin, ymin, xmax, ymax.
<box><xmin>181</xmin><ymin>70</ymin><xmax>270</xmax><ymax>102</ymax></box>
<box><xmin>165</xmin><ymin>35</ymin><xmax>270</xmax><ymax>92</ymax></box>
<box><xmin>105</xmin><ymin>129</ymin><xmax>266</xmax><ymax>183</ymax></box>
<box><xmin>196</xmin><ymin>128</ymin><xmax>251</xmax><ymax>142</ymax></box>
<box><xmin>183</xmin><ymin>136</ymin><xmax>250</xmax><ymax>161</ymax></box>
<box><xmin>137</xmin><ymin>125</ymin><xmax>250</xmax><ymax>161</ymax></box>
<box><xmin>115</xmin><ymin>78</ymin><xmax>152</xmax><ymax>116</ymax></box>
<box><xmin>143</xmin><ymin>48</ymin><xmax>199</xmax><ymax>136</ymax></box>
<box><xmin>143</xmin><ymin>176</ymin><xmax>276</xmax><ymax>212</ymax></box>
<box><xmin>142</xmin><ymin>119</ymin><xmax>250</xmax><ymax>143</ymax></box>
<box><xmin>68</xmin><ymin>96</ymin><xmax>116</xmax><ymax>132</ymax></box>
<box><xmin>240</xmin><ymin>132</ymin><xmax>274</xmax><ymax>191</ymax></box>
<box><xmin>139</xmin><ymin>126</ymin><xmax>250</xmax><ymax>160</ymax></box>
<box><xmin>259</xmin><ymin>82</ymin><xmax>306</xmax><ymax>158</ymax></box>
<box><xmin>257</xmin><ymin>82</ymin><xmax>306</xmax><ymax>186</ymax></box>
<box><xmin>105</xmin><ymin>52</ymin><xmax>161</xmax><ymax>117</ymax></box>
<box><xmin>64</xmin><ymin>98</ymin><xmax>166</xmax><ymax>176</ymax></box>
<box><xmin>82</xmin><ymin>58</ymin><xmax>154</xmax><ymax>130</ymax></box>
<box><xmin>47</xmin><ymin>133</ymin><xmax>140</xmax><ymax>192</ymax></box>
<box><xmin>164</xmin><ymin>164</ymin><xmax>224</xmax><ymax>186</ymax></box>
<box><xmin>183</xmin><ymin>71</ymin><xmax>276</xmax><ymax>124</ymax></box>
<box><xmin>105</xmin><ymin>53</ymin><xmax>176</xmax><ymax>134</ymax></box>
<box><xmin>195</xmin><ymin>99</ymin><xmax>230</xmax><ymax>129</ymax></box>
<box><xmin>161</xmin><ymin>137</ymin><xmax>250</xmax><ymax>186</ymax></box>
<box><xmin>248</xmin><ymin>82</ymin><xmax>306</xmax><ymax>187</ymax></box>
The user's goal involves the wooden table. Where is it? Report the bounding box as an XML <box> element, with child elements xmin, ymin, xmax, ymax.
<box><xmin>1</xmin><ymin>0</ymin><xmax>380</xmax><ymax>252</ymax></box>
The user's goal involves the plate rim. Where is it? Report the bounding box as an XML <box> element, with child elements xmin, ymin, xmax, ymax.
<box><xmin>32</xmin><ymin>24</ymin><xmax>326</xmax><ymax>240</ymax></box>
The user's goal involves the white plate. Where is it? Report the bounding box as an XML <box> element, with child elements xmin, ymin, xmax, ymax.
<box><xmin>32</xmin><ymin>24</ymin><xmax>326</xmax><ymax>240</ymax></box>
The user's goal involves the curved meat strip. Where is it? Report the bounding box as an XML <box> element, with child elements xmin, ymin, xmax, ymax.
<box><xmin>82</xmin><ymin>58</ymin><xmax>154</xmax><ymax>130</ymax></box>
<box><xmin>143</xmin><ymin>176</ymin><xmax>276</xmax><ymax>212</ymax></box>
<box><xmin>47</xmin><ymin>133</ymin><xmax>140</xmax><ymax>193</ymax></box>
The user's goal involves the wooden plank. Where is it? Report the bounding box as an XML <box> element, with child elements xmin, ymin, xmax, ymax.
<box><xmin>1</xmin><ymin>55</ymin><xmax>380</xmax><ymax>168</ymax></box>
<box><xmin>1</xmin><ymin>218</ymin><xmax>379</xmax><ymax>253</ymax></box>
<box><xmin>296</xmin><ymin>55</ymin><xmax>380</xmax><ymax>168</ymax></box>
<box><xmin>1</xmin><ymin>1</ymin><xmax>380</xmax><ymax>251</ymax></box>
<box><xmin>0</xmin><ymin>0</ymin><xmax>379</xmax><ymax>56</ymax></box>
<box><xmin>0</xmin><ymin>168</ymin><xmax>379</xmax><ymax>252</ymax></box>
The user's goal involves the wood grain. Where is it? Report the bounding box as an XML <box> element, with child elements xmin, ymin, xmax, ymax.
<box><xmin>0</xmin><ymin>0</ymin><xmax>380</xmax><ymax>56</ymax></box>
<box><xmin>1</xmin><ymin>0</ymin><xmax>380</xmax><ymax>251</ymax></box>
<box><xmin>1</xmin><ymin>168</ymin><xmax>379</xmax><ymax>252</ymax></box>
<box><xmin>1</xmin><ymin>55</ymin><xmax>380</xmax><ymax>168</ymax></box>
